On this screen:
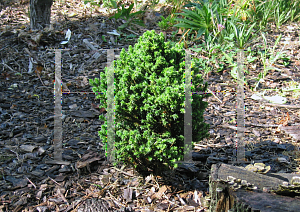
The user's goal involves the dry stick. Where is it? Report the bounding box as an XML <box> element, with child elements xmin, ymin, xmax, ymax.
<box><xmin>112</xmin><ymin>166</ymin><xmax>135</xmax><ymax>177</ymax></box>
<box><xmin>24</xmin><ymin>48</ymin><xmax>43</xmax><ymax>65</ymax></box>
<box><xmin>24</xmin><ymin>48</ymin><xmax>69</xmax><ymax>92</ymax></box>
<box><xmin>253</xmin><ymin>97</ymin><xmax>300</xmax><ymax>108</ymax></box>
<box><xmin>106</xmin><ymin>190</ymin><xmax>126</xmax><ymax>208</ymax></box>
<box><xmin>131</xmin><ymin>23</ymin><xmax>148</xmax><ymax>32</ymax></box>
<box><xmin>125</xmin><ymin>28</ymin><xmax>139</xmax><ymax>36</ymax></box>
<box><xmin>13</xmin><ymin>205</ymin><xmax>22</xmax><ymax>212</ymax></box>
<box><xmin>26</xmin><ymin>177</ymin><xmax>36</xmax><ymax>189</ymax></box>
<box><xmin>24</xmin><ymin>48</ymin><xmax>46</xmax><ymax>87</ymax></box>
<box><xmin>207</xmin><ymin>88</ymin><xmax>223</xmax><ymax>103</ymax></box>
<box><xmin>178</xmin><ymin>29</ymin><xmax>190</xmax><ymax>45</ymax></box>
<box><xmin>57</xmin><ymin>188</ymin><xmax>69</xmax><ymax>205</ymax></box>
<box><xmin>0</xmin><ymin>61</ymin><xmax>16</xmax><ymax>72</ymax></box>
<box><xmin>36</xmin><ymin>68</ymin><xmax>46</xmax><ymax>87</ymax></box>
<box><xmin>64</xmin><ymin>200</ymin><xmax>82</xmax><ymax>212</ymax></box>
<box><xmin>78</xmin><ymin>182</ymin><xmax>110</xmax><ymax>204</ymax></box>
<box><xmin>221</xmin><ymin>122</ymin><xmax>279</xmax><ymax>129</ymax></box>
<box><xmin>176</xmin><ymin>194</ymin><xmax>186</xmax><ymax>205</ymax></box>
<box><xmin>49</xmin><ymin>176</ymin><xmax>62</xmax><ymax>186</ymax></box>
<box><xmin>264</xmin><ymin>103</ymin><xmax>300</xmax><ymax>109</ymax></box>
<box><xmin>167</xmin><ymin>203</ymin><xmax>171</xmax><ymax>212</ymax></box>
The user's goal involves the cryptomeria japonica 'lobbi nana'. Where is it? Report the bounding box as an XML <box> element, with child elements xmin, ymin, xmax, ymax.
<box><xmin>89</xmin><ymin>30</ymin><xmax>210</xmax><ymax>176</ymax></box>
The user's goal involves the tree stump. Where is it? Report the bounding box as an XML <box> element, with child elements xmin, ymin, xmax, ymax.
<box><xmin>209</xmin><ymin>163</ymin><xmax>300</xmax><ymax>212</ymax></box>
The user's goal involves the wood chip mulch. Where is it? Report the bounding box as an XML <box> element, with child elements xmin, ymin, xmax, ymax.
<box><xmin>0</xmin><ymin>1</ymin><xmax>300</xmax><ymax>211</ymax></box>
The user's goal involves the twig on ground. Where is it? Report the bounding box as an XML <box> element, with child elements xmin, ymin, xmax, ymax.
<box><xmin>112</xmin><ymin>166</ymin><xmax>135</xmax><ymax>177</ymax></box>
<box><xmin>26</xmin><ymin>177</ymin><xmax>37</xmax><ymax>189</ymax></box>
<box><xmin>125</xmin><ymin>28</ymin><xmax>139</xmax><ymax>35</ymax></box>
<box><xmin>207</xmin><ymin>88</ymin><xmax>223</xmax><ymax>103</ymax></box>
<box><xmin>264</xmin><ymin>103</ymin><xmax>300</xmax><ymax>109</ymax></box>
<box><xmin>0</xmin><ymin>60</ymin><xmax>16</xmax><ymax>72</ymax></box>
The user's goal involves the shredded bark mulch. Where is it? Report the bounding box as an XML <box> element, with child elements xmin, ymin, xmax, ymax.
<box><xmin>0</xmin><ymin>1</ymin><xmax>300</xmax><ymax>211</ymax></box>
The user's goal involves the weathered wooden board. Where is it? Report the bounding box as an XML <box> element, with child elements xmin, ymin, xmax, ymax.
<box><xmin>209</xmin><ymin>163</ymin><xmax>300</xmax><ymax>212</ymax></box>
<box><xmin>232</xmin><ymin>190</ymin><xmax>300</xmax><ymax>212</ymax></box>
<box><xmin>211</xmin><ymin>163</ymin><xmax>288</xmax><ymax>191</ymax></box>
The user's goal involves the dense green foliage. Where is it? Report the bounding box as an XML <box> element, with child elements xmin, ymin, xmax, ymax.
<box><xmin>90</xmin><ymin>30</ymin><xmax>210</xmax><ymax>176</ymax></box>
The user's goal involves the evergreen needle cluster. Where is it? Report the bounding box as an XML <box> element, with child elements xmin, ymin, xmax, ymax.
<box><xmin>90</xmin><ymin>30</ymin><xmax>210</xmax><ymax>176</ymax></box>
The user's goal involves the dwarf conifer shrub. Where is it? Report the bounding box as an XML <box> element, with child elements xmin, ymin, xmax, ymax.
<box><xmin>90</xmin><ymin>30</ymin><xmax>210</xmax><ymax>176</ymax></box>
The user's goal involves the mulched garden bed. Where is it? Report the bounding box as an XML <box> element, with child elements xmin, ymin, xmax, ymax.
<box><xmin>0</xmin><ymin>1</ymin><xmax>300</xmax><ymax>211</ymax></box>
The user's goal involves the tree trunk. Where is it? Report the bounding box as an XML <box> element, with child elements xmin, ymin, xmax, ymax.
<box><xmin>30</xmin><ymin>0</ymin><xmax>53</xmax><ymax>30</ymax></box>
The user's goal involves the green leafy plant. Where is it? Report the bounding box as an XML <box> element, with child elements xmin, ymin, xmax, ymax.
<box><xmin>245</xmin><ymin>46</ymin><xmax>258</xmax><ymax>63</ymax></box>
<box><xmin>193</xmin><ymin>54</ymin><xmax>213</xmax><ymax>77</ymax></box>
<box><xmin>254</xmin><ymin>0</ymin><xmax>275</xmax><ymax>30</ymax></box>
<box><xmin>228</xmin><ymin>0</ymin><xmax>256</xmax><ymax>22</ymax></box>
<box><xmin>125</xmin><ymin>33</ymin><xmax>137</xmax><ymax>41</ymax></box>
<box><xmin>229</xmin><ymin>21</ymin><xmax>256</xmax><ymax>49</ymax></box>
<box><xmin>190</xmin><ymin>30</ymin><xmax>238</xmax><ymax>75</ymax></box>
<box><xmin>84</xmin><ymin>0</ymin><xmax>117</xmax><ymax>8</ymax></box>
<box><xmin>174</xmin><ymin>0</ymin><xmax>218</xmax><ymax>40</ymax></box>
<box><xmin>173</xmin><ymin>0</ymin><xmax>244</xmax><ymax>45</ymax></box>
<box><xmin>119</xmin><ymin>33</ymin><xmax>138</xmax><ymax>42</ymax></box>
<box><xmin>254</xmin><ymin>33</ymin><xmax>285</xmax><ymax>90</ymax></box>
<box><xmin>110</xmin><ymin>3</ymin><xmax>144</xmax><ymax>30</ymax></box>
<box><xmin>274</xmin><ymin>2</ymin><xmax>291</xmax><ymax>30</ymax></box>
<box><xmin>158</xmin><ymin>15</ymin><xmax>176</xmax><ymax>31</ymax></box>
<box><xmin>281</xmin><ymin>81</ymin><xmax>300</xmax><ymax>99</ymax></box>
<box><xmin>272</xmin><ymin>0</ymin><xmax>300</xmax><ymax>29</ymax></box>
<box><xmin>255</xmin><ymin>0</ymin><xmax>300</xmax><ymax>30</ymax></box>
<box><xmin>167</xmin><ymin>0</ymin><xmax>189</xmax><ymax>14</ymax></box>
<box><xmin>84</xmin><ymin>0</ymin><xmax>101</xmax><ymax>6</ymax></box>
<box><xmin>219</xmin><ymin>37</ymin><xmax>250</xmax><ymax>83</ymax></box>
<box><xmin>171</xmin><ymin>31</ymin><xmax>178</xmax><ymax>41</ymax></box>
<box><xmin>259</xmin><ymin>33</ymin><xmax>283</xmax><ymax>75</ymax></box>
<box><xmin>191</xmin><ymin>34</ymin><xmax>223</xmax><ymax>69</ymax></box>
<box><xmin>289</xmin><ymin>0</ymin><xmax>300</xmax><ymax>22</ymax></box>
<box><xmin>148</xmin><ymin>0</ymin><xmax>160</xmax><ymax>9</ymax></box>
<box><xmin>102</xmin><ymin>35</ymin><xmax>107</xmax><ymax>42</ymax></box>
<box><xmin>89</xmin><ymin>30</ymin><xmax>210</xmax><ymax>176</ymax></box>
<box><xmin>221</xmin><ymin>49</ymin><xmax>239</xmax><ymax>79</ymax></box>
